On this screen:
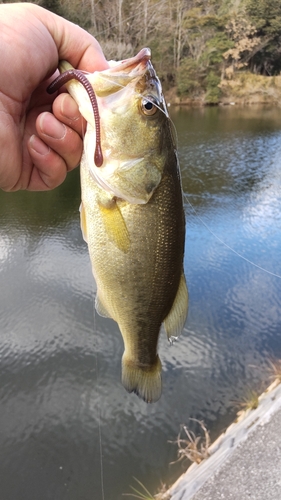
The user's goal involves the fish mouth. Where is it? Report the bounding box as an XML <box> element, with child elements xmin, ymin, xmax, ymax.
<box><xmin>95</xmin><ymin>48</ymin><xmax>152</xmax><ymax>86</ymax></box>
<box><xmin>88</xmin><ymin>48</ymin><xmax>154</xmax><ymax>98</ymax></box>
<box><xmin>109</xmin><ymin>48</ymin><xmax>151</xmax><ymax>73</ymax></box>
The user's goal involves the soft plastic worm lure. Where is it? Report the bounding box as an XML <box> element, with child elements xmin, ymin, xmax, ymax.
<box><xmin>47</xmin><ymin>70</ymin><xmax>103</xmax><ymax>167</ymax></box>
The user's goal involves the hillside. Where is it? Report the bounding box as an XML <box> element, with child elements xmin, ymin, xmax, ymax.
<box><xmin>3</xmin><ymin>0</ymin><xmax>281</xmax><ymax>104</ymax></box>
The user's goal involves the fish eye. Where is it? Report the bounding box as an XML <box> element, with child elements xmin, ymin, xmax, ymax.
<box><xmin>141</xmin><ymin>96</ymin><xmax>158</xmax><ymax>116</ymax></box>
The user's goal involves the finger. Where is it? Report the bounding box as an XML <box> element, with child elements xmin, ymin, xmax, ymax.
<box><xmin>36</xmin><ymin>111</ymin><xmax>83</xmax><ymax>171</ymax></box>
<box><xmin>27</xmin><ymin>108</ymin><xmax>84</xmax><ymax>191</ymax></box>
<box><xmin>52</xmin><ymin>93</ymin><xmax>86</xmax><ymax>136</ymax></box>
<box><xmin>27</xmin><ymin>135</ymin><xmax>68</xmax><ymax>190</ymax></box>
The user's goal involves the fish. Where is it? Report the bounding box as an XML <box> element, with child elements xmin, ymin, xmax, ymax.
<box><xmin>48</xmin><ymin>48</ymin><xmax>188</xmax><ymax>403</ymax></box>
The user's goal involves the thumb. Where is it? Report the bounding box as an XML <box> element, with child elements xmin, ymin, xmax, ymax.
<box><xmin>28</xmin><ymin>3</ymin><xmax>109</xmax><ymax>72</ymax></box>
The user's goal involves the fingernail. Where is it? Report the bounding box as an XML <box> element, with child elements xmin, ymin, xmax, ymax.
<box><xmin>61</xmin><ymin>94</ymin><xmax>80</xmax><ymax>121</ymax></box>
<box><xmin>29</xmin><ymin>135</ymin><xmax>50</xmax><ymax>155</ymax></box>
<box><xmin>39</xmin><ymin>112</ymin><xmax>66</xmax><ymax>140</ymax></box>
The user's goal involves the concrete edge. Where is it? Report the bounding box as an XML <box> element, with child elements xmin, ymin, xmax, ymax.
<box><xmin>167</xmin><ymin>379</ymin><xmax>281</xmax><ymax>500</ymax></box>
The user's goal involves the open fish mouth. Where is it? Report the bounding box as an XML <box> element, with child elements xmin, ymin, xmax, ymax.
<box><xmin>108</xmin><ymin>47</ymin><xmax>151</xmax><ymax>73</ymax></box>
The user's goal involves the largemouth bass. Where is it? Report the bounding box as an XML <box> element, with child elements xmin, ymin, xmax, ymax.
<box><xmin>48</xmin><ymin>48</ymin><xmax>188</xmax><ymax>403</ymax></box>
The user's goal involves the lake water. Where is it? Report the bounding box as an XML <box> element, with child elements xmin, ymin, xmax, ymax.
<box><xmin>1</xmin><ymin>106</ymin><xmax>281</xmax><ymax>499</ymax></box>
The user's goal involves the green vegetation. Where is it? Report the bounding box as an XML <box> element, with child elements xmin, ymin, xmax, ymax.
<box><xmin>123</xmin><ymin>477</ymin><xmax>156</xmax><ymax>499</ymax></box>
<box><xmin>123</xmin><ymin>477</ymin><xmax>170</xmax><ymax>500</ymax></box>
<box><xmin>267</xmin><ymin>358</ymin><xmax>281</xmax><ymax>384</ymax></box>
<box><xmin>3</xmin><ymin>0</ymin><xmax>281</xmax><ymax>102</ymax></box>
<box><xmin>232</xmin><ymin>389</ymin><xmax>260</xmax><ymax>415</ymax></box>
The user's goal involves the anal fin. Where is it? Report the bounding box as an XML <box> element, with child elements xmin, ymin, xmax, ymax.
<box><xmin>164</xmin><ymin>271</ymin><xmax>188</xmax><ymax>342</ymax></box>
<box><xmin>95</xmin><ymin>293</ymin><xmax>112</xmax><ymax>319</ymax></box>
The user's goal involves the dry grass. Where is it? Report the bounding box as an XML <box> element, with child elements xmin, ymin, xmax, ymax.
<box><xmin>170</xmin><ymin>419</ymin><xmax>211</xmax><ymax>465</ymax></box>
<box><xmin>219</xmin><ymin>72</ymin><xmax>281</xmax><ymax>104</ymax></box>
<box><xmin>95</xmin><ymin>39</ymin><xmax>134</xmax><ymax>61</ymax></box>
<box><xmin>154</xmin><ymin>484</ymin><xmax>171</xmax><ymax>500</ymax></box>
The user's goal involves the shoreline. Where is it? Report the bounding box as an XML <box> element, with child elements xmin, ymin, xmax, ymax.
<box><xmin>164</xmin><ymin>74</ymin><xmax>281</xmax><ymax>107</ymax></box>
<box><xmin>166</xmin><ymin>378</ymin><xmax>281</xmax><ymax>499</ymax></box>
<box><xmin>164</xmin><ymin>92</ymin><xmax>281</xmax><ymax>107</ymax></box>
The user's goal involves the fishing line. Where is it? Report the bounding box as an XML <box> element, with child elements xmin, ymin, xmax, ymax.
<box><xmin>82</xmin><ymin>71</ymin><xmax>179</xmax><ymax>150</ymax></box>
<box><xmin>184</xmin><ymin>195</ymin><xmax>281</xmax><ymax>279</ymax></box>
<box><xmin>98</xmin><ymin>392</ymin><xmax>105</xmax><ymax>500</ymax></box>
<box><xmin>69</xmin><ymin>60</ymin><xmax>175</xmax><ymax>127</ymax></box>
<box><xmin>93</xmin><ymin>305</ymin><xmax>105</xmax><ymax>500</ymax></box>
<box><xmin>76</xmin><ymin>71</ymin><xmax>178</xmax><ymax>164</ymax></box>
<box><xmin>77</xmin><ymin>73</ymin><xmax>280</xmax><ymax>280</ymax></box>
<box><xmin>95</xmin><ymin>73</ymin><xmax>170</xmax><ymax>117</ymax></box>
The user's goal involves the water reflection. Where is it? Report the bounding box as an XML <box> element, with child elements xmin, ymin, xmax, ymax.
<box><xmin>1</xmin><ymin>106</ymin><xmax>281</xmax><ymax>499</ymax></box>
<box><xmin>173</xmin><ymin>106</ymin><xmax>281</xmax><ymax>207</ymax></box>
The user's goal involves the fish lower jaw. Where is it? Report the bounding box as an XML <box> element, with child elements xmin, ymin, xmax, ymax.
<box><xmin>121</xmin><ymin>354</ymin><xmax>162</xmax><ymax>403</ymax></box>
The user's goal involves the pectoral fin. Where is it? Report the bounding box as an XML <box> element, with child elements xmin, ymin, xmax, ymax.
<box><xmin>98</xmin><ymin>195</ymin><xmax>130</xmax><ymax>253</ymax></box>
<box><xmin>164</xmin><ymin>271</ymin><xmax>188</xmax><ymax>342</ymax></box>
<box><xmin>79</xmin><ymin>202</ymin><xmax>88</xmax><ymax>242</ymax></box>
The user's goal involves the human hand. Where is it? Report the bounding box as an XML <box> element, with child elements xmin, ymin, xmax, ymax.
<box><xmin>0</xmin><ymin>2</ymin><xmax>108</xmax><ymax>191</ymax></box>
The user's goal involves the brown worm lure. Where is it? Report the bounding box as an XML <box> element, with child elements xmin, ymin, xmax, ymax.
<box><xmin>47</xmin><ymin>70</ymin><xmax>103</xmax><ymax>167</ymax></box>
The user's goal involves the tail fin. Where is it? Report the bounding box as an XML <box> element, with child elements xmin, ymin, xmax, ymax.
<box><xmin>121</xmin><ymin>355</ymin><xmax>162</xmax><ymax>403</ymax></box>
